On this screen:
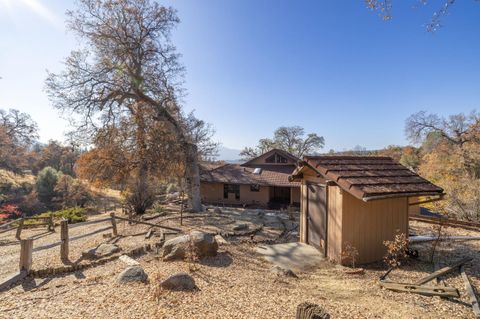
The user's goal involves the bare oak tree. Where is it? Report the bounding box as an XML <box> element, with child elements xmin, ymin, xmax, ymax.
<box><xmin>366</xmin><ymin>0</ymin><xmax>474</xmax><ymax>32</ymax></box>
<box><xmin>240</xmin><ymin>126</ymin><xmax>324</xmax><ymax>160</ymax></box>
<box><xmin>46</xmin><ymin>0</ymin><xmax>204</xmax><ymax>212</ymax></box>
<box><xmin>0</xmin><ymin>108</ymin><xmax>38</xmax><ymax>173</ymax></box>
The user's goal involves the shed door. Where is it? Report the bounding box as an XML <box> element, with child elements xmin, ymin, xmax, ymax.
<box><xmin>307</xmin><ymin>183</ymin><xmax>327</xmax><ymax>256</ymax></box>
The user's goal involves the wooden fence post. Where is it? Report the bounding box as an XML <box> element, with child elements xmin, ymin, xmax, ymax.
<box><xmin>15</xmin><ymin>219</ymin><xmax>24</xmax><ymax>240</ymax></box>
<box><xmin>19</xmin><ymin>238</ymin><xmax>33</xmax><ymax>272</ymax></box>
<box><xmin>128</xmin><ymin>209</ymin><xmax>133</xmax><ymax>225</ymax></box>
<box><xmin>48</xmin><ymin>215</ymin><xmax>55</xmax><ymax>232</ymax></box>
<box><xmin>110</xmin><ymin>212</ymin><xmax>118</xmax><ymax>237</ymax></box>
<box><xmin>60</xmin><ymin>219</ymin><xmax>69</xmax><ymax>261</ymax></box>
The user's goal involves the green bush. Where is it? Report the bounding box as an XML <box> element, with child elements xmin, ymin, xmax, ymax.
<box><xmin>36</xmin><ymin>167</ymin><xmax>62</xmax><ymax>205</ymax></box>
<box><xmin>25</xmin><ymin>208</ymin><xmax>87</xmax><ymax>225</ymax></box>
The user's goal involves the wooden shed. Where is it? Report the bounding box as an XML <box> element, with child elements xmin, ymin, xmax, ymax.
<box><xmin>289</xmin><ymin>156</ymin><xmax>444</xmax><ymax>265</ymax></box>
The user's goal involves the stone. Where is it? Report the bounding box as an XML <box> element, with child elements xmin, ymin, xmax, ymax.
<box><xmin>160</xmin><ymin>272</ymin><xmax>196</xmax><ymax>291</ymax></box>
<box><xmin>190</xmin><ymin>231</ymin><xmax>218</xmax><ymax>257</ymax></box>
<box><xmin>213</xmin><ymin>207</ymin><xmax>222</xmax><ymax>214</ymax></box>
<box><xmin>119</xmin><ymin>255</ymin><xmax>140</xmax><ymax>266</ymax></box>
<box><xmin>117</xmin><ymin>266</ymin><xmax>148</xmax><ymax>283</ymax></box>
<box><xmin>162</xmin><ymin>231</ymin><xmax>218</xmax><ymax>261</ymax></box>
<box><xmin>162</xmin><ymin>234</ymin><xmax>190</xmax><ymax>261</ymax></box>
<box><xmin>82</xmin><ymin>243</ymin><xmax>121</xmax><ymax>260</ymax></box>
<box><xmin>214</xmin><ymin>235</ymin><xmax>229</xmax><ymax>245</ymax></box>
<box><xmin>233</xmin><ymin>223</ymin><xmax>249</xmax><ymax>231</ymax></box>
<box><xmin>270</xmin><ymin>265</ymin><xmax>298</xmax><ymax>278</ymax></box>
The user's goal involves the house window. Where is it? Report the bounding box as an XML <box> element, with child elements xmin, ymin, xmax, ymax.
<box><xmin>265</xmin><ymin>153</ymin><xmax>288</xmax><ymax>164</ymax></box>
<box><xmin>224</xmin><ymin>184</ymin><xmax>240</xmax><ymax>200</ymax></box>
<box><xmin>250</xmin><ymin>184</ymin><xmax>260</xmax><ymax>192</ymax></box>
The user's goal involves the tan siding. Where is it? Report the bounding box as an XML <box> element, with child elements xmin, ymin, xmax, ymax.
<box><xmin>299</xmin><ymin>173</ymin><xmax>327</xmax><ymax>244</ymax></box>
<box><xmin>300</xmin><ymin>182</ymin><xmax>307</xmax><ymax>243</ymax></box>
<box><xmin>327</xmin><ymin>186</ymin><xmax>343</xmax><ymax>262</ymax></box>
<box><xmin>201</xmin><ymin>183</ymin><xmax>270</xmax><ymax>205</ymax></box>
<box><xmin>340</xmin><ymin>192</ymin><xmax>408</xmax><ymax>264</ymax></box>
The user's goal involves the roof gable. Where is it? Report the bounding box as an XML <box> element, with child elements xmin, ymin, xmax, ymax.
<box><xmin>241</xmin><ymin>149</ymin><xmax>299</xmax><ymax>167</ymax></box>
<box><xmin>293</xmin><ymin>156</ymin><xmax>443</xmax><ymax>201</ymax></box>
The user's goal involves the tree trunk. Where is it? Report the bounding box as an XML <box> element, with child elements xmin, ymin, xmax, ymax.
<box><xmin>185</xmin><ymin>143</ymin><xmax>202</xmax><ymax>212</ymax></box>
<box><xmin>131</xmin><ymin>103</ymin><xmax>153</xmax><ymax>215</ymax></box>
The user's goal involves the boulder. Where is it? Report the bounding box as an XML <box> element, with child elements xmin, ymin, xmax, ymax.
<box><xmin>213</xmin><ymin>207</ymin><xmax>222</xmax><ymax>214</ymax></box>
<box><xmin>160</xmin><ymin>272</ymin><xmax>196</xmax><ymax>291</ymax></box>
<box><xmin>271</xmin><ymin>265</ymin><xmax>298</xmax><ymax>278</ymax></box>
<box><xmin>190</xmin><ymin>231</ymin><xmax>218</xmax><ymax>257</ymax></box>
<box><xmin>162</xmin><ymin>234</ymin><xmax>190</xmax><ymax>261</ymax></box>
<box><xmin>162</xmin><ymin>231</ymin><xmax>218</xmax><ymax>261</ymax></box>
<box><xmin>117</xmin><ymin>266</ymin><xmax>148</xmax><ymax>284</ymax></box>
<box><xmin>82</xmin><ymin>243</ymin><xmax>121</xmax><ymax>260</ymax></box>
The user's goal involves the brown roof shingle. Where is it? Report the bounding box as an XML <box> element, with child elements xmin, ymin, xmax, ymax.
<box><xmin>200</xmin><ymin>164</ymin><xmax>300</xmax><ymax>187</ymax></box>
<box><xmin>300</xmin><ymin>156</ymin><xmax>443</xmax><ymax>201</ymax></box>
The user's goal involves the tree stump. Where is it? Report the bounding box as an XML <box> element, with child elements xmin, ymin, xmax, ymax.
<box><xmin>296</xmin><ymin>302</ymin><xmax>330</xmax><ymax>319</ymax></box>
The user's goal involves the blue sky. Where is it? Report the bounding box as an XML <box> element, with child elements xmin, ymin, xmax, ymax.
<box><xmin>0</xmin><ymin>1</ymin><xmax>479</xmax><ymax>156</ymax></box>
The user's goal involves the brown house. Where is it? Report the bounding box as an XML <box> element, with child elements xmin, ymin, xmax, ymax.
<box><xmin>200</xmin><ymin>149</ymin><xmax>301</xmax><ymax>208</ymax></box>
<box><xmin>290</xmin><ymin>156</ymin><xmax>444</xmax><ymax>264</ymax></box>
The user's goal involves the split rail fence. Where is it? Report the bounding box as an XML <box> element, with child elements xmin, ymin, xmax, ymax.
<box><xmin>0</xmin><ymin>212</ymin><xmax>181</xmax><ymax>289</ymax></box>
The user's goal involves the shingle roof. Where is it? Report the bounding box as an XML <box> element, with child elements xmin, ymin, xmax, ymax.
<box><xmin>241</xmin><ymin>149</ymin><xmax>300</xmax><ymax>167</ymax></box>
<box><xmin>297</xmin><ymin>156</ymin><xmax>443</xmax><ymax>201</ymax></box>
<box><xmin>200</xmin><ymin>164</ymin><xmax>300</xmax><ymax>187</ymax></box>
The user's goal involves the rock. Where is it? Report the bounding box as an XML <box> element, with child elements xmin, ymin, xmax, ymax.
<box><xmin>160</xmin><ymin>272</ymin><xmax>196</xmax><ymax>291</ymax></box>
<box><xmin>190</xmin><ymin>231</ymin><xmax>218</xmax><ymax>257</ymax></box>
<box><xmin>82</xmin><ymin>243</ymin><xmax>121</xmax><ymax>260</ymax></box>
<box><xmin>213</xmin><ymin>207</ymin><xmax>222</xmax><ymax>214</ymax></box>
<box><xmin>233</xmin><ymin>223</ymin><xmax>249</xmax><ymax>231</ymax></box>
<box><xmin>162</xmin><ymin>234</ymin><xmax>190</xmax><ymax>261</ymax></box>
<box><xmin>119</xmin><ymin>255</ymin><xmax>140</xmax><ymax>266</ymax></box>
<box><xmin>117</xmin><ymin>266</ymin><xmax>148</xmax><ymax>283</ymax></box>
<box><xmin>162</xmin><ymin>231</ymin><xmax>218</xmax><ymax>261</ymax></box>
<box><xmin>214</xmin><ymin>234</ymin><xmax>229</xmax><ymax>245</ymax></box>
<box><xmin>166</xmin><ymin>192</ymin><xmax>180</xmax><ymax>200</ymax></box>
<box><xmin>271</xmin><ymin>265</ymin><xmax>298</xmax><ymax>278</ymax></box>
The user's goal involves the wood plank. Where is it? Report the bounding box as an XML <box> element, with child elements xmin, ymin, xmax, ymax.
<box><xmin>414</xmin><ymin>257</ymin><xmax>472</xmax><ymax>285</ymax></box>
<box><xmin>379</xmin><ymin>280</ymin><xmax>460</xmax><ymax>298</ymax></box>
<box><xmin>113</xmin><ymin>215</ymin><xmax>181</xmax><ymax>232</ymax></box>
<box><xmin>460</xmin><ymin>266</ymin><xmax>480</xmax><ymax>318</ymax></box>
<box><xmin>19</xmin><ymin>239</ymin><xmax>33</xmax><ymax>272</ymax></box>
<box><xmin>110</xmin><ymin>213</ymin><xmax>118</xmax><ymax>237</ymax></box>
<box><xmin>60</xmin><ymin>220</ymin><xmax>69</xmax><ymax>261</ymax></box>
<box><xmin>15</xmin><ymin>219</ymin><xmax>24</xmax><ymax>240</ymax></box>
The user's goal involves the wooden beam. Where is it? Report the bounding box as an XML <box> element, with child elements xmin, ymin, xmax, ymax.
<box><xmin>414</xmin><ymin>257</ymin><xmax>472</xmax><ymax>285</ymax></box>
<box><xmin>15</xmin><ymin>219</ymin><xmax>24</xmax><ymax>240</ymax></box>
<box><xmin>460</xmin><ymin>266</ymin><xmax>480</xmax><ymax>318</ymax></box>
<box><xmin>379</xmin><ymin>280</ymin><xmax>460</xmax><ymax>298</ymax></box>
<box><xmin>60</xmin><ymin>219</ymin><xmax>69</xmax><ymax>261</ymax></box>
<box><xmin>113</xmin><ymin>215</ymin><xmax>181</xmax><ymax>232</ymax></box>
<box><xmin>19</xmin><ymin>239</ymin><xmax>33</xmax><ymax>272</ymax></box>
<box><xmin>408</xmin><ymin>194</ymin><xmax>445</xmax><ymax>206</ymax></box>
<box><xmin>110</xmin><ymin>212</ymin><xmax>118</xmax><ymax>237</ymax></box>
<box><xmin>48</xmin><ymin>215</ymin><xmax>55</xmax><ymax>232</ymax></box>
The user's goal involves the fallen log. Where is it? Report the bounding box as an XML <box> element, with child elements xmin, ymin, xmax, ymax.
<box><xmin>460</xmin><ymin>266</ymin><xmax>480</xmax><ymax>318</ymax></box>
<box><xmin>379</xmin><ymin>280</ymin><xmax>460</xmax><ymax>298</ymax></box>
<box><xmin>414</xmin><ymin>257</ymin><xmax>472</xmax><ymax>285</ymax></box>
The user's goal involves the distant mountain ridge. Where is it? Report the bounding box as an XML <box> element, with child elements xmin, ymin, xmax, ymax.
<box><xmin>217</xmin><ymin>146</ymin><xmax>242</xmax><ymax>162</ymax></box>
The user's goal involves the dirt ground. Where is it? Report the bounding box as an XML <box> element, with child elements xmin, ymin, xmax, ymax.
<box><xmin>1</xmin><ymin>208</ymin><xmax>480</xmax><ymax>319</ymax></box>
